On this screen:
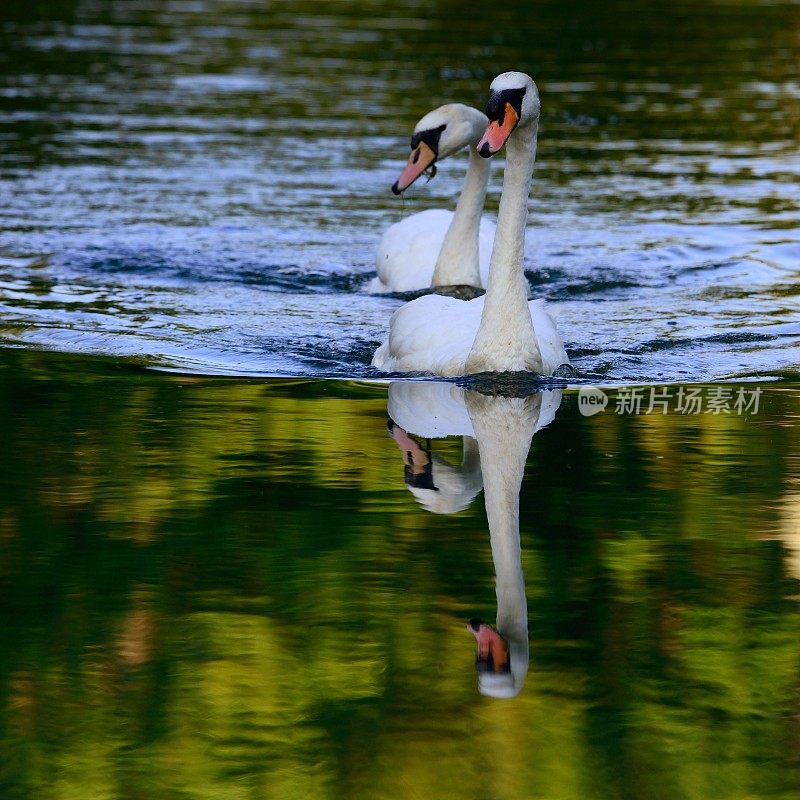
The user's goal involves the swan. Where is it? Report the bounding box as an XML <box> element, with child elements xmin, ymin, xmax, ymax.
<box><xmin>369</xmin><ymin>104</ymin><xmax>496</xmax><ymax>296</ymax></box>
<box><xmin>372</xmin><ymin>72</ymin><xmax>570</xmax><ymax>377</ymax></box>
<box><xmin>384</xmin><ymin>380</ymin><xmax>563</xmax><ymax>698</ymax></box>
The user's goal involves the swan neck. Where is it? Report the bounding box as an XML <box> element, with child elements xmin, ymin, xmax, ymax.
<box><xmin>431</xmin><ymin>149</ymin><xmax>491</xmax><ymax>288</ymax></box>
<box><xmin>465</xmin><ymin>392</ymin><xmax>538</xmax><ymax>689</ymax></box>
<box><xmin>465</xmin><ymin>122</ymin><xmax>541</xmax><ymax>374</ymax></box>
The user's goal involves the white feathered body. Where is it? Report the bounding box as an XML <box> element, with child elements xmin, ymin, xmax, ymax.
<box><xmin>369</xmin><ymin>209</ymin><xmax>495</xmax><ymax>293</ymax></box>
<box><xmin>372</xmin><ymin>293</ymin><xmax>568</xmax><ymax>376</ymax></box>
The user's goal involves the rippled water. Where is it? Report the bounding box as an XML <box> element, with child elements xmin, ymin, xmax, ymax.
<box><xmin>1</xmin><ymin>0</ymin><xmax>798</xmax><ymax>380</ymax></box>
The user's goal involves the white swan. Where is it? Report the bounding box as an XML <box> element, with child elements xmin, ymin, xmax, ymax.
<box><xmin>385</xmin><ymin>380</ymin><xmax>562</xmax><ymax>698</ymax></box>
<box><xmin>369</xmin><ymin>104</ymin><xmax>496</xmax><ymax>295</ymax></box>
<box><xmin>372</xmin><ymin>72</ymin><xmax>569</xmax><ymax>376</ymax></box>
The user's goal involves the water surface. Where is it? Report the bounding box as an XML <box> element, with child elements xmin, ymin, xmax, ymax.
<box><xmin>1</xmin><ymin>349</ymin><xmax>799</xmax><ymax>798</ymax></box>
<box><xmin>1</xmin><ymin>0</ymin><xmax>799</xmax><ymax>380</ymax></box>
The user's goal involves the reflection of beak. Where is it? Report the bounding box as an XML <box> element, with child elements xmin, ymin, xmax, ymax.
<box><xmin>392</xmin><ymin>141</ymin><xmax>437</xmax><ymax>195</ymax></box>
<box><xmin>387</xmin><ymin>418</ymin><xmax>438</xmax><ymax>490</ymax></box>
<box><xmin>468</xmin><ymin>619</ymin><xmax>510</xmax><ymax>672</ymax></box>
<box><xmin>477</xmin><ymin>103</ymin><xmax>520</xmax><ymax>157</ymax></box>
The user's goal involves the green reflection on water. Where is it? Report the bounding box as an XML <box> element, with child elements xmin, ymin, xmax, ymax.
<box><xmin>1</xmin><ymin>349</ymin><xmax>799</xmax><ymax>799</ymax></box>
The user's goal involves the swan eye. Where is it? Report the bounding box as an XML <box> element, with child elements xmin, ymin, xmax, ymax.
<box><xmin>410</xmin><ymin>124</ymin><xmax>447</xmax><ymax>155</ymax></box>
<box><xmin>486</xmin><ymin>88</ymin><xmax>526</xmax><ymax>123</ymax></box>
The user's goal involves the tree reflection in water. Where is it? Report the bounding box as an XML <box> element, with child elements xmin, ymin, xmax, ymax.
<box><xmin>0</xmin><ymin>350</ymin><xmax>799</xmax><ymax>799</ymax></box>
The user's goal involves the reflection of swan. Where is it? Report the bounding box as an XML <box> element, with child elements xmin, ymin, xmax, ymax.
<box><xmin>372</xmin><ymin>73</ymin><xmax>569</xmax><ymax>377</ymax></box>
<box><xmin>388</xmin><ymin>382</ymin><xmax>482</xmax><ymax>514</ymax></box>
<box><xmin>387</xmin><ymin>380</ymin><xmax>562</xmax><ymax>697</ymax></box>
<box><xmin>369</xmin><ymin>104</ymin><xmax>495</xmax><ymax>295</ymax></box>
<box><xmin>765</xmin><ymin>493</ymin><xmax>800</xmax><ymax>582</ymax></box>
<box><xmin>388</xmin><ymin>421</ymin><xmax>482</xmax><ymax>514</ymax></box>
<box><xmin>465</xmin><ymin>390</ymin><xmax>557</xmax><ymax>698</ymax></box>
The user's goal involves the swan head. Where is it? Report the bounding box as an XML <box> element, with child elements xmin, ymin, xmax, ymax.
<box><xmin>387</xmin><ymin>418</ymin><xmax>482</xmax><ymax>514</ymax></box>
<box><xmin>392</xmin><ymin>103</ymin><xmax>489</xmax><ymax>195</ymax></box>
<box><xmin>477</xmin><ymin>71</ymin><xmax>540</xmax><ymax>158</ymax></box>
<box><xmin>468</xmin><ymin>619</ymin><xmax>521</xmax><ymax>698</ymax></box>
<box><xmin>406</xmin><ymin>451</ymin><xmax>483</xmax><ymax>514</ymax></box>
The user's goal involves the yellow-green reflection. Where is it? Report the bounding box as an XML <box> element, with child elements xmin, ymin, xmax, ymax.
<box><xmin>0</xmin><ymin>349</ymin><xmax>799</xmax><ymax>799</ymax></box>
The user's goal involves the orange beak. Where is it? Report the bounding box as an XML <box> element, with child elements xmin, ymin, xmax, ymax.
<box><xmin>477</xmin><ymin>103</ymin><xmax>520</xmax><ymax>157</ymax></box>
<box><xmin>392</xmin><ymin>141</ymin><xmax>437</xmax><ymax>195</ymax></box>
<box><xmin>468</xmin><ymin>620</ymin><xmax>510</xmax><ymax>672</ymax></box>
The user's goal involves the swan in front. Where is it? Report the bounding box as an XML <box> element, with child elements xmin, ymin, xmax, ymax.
<box><xmin>369</xmin><ymin>104</ymin><xmax>496</xmax><ymax>296</ymax></box>
<box><xmin>372</xmin><ymin>72</ymin><xmax>570</xmax><ymax>376</ymax></box>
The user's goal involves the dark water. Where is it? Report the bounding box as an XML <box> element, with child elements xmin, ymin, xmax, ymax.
<box><xmin>1</xmin><ymin>0</ymin><xmax>799</xmax><ymax>380</ymax></box>
<box><xmin>1</xmin><ymin>348</ymin><xmax>800</xmax><ymax>799</ymax></box>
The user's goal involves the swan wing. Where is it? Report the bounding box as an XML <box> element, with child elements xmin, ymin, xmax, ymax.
<box><xmin>373</xmin><ymin>209</ymin><xmax>454</xmax><ymax>293</ymax></box>
<box><xmin>528</xmin><ymin>299</ymin><xmax>570</xmax><ymax>375</ymax></box>
<box><xmin>372</xmin><ymin>294</ymin><xmax>483</xmax><ymax>376</ymax></box>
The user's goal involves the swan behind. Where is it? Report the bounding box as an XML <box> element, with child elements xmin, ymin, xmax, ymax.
<box><xmin>370</xmin><ymin>104</ymin><xmax>496</xmax><ymax>294</ymax></box>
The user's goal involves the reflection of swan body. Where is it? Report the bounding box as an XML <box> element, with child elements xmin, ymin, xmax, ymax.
<box><xmin>388</xmin><ymin>381</ymin><xmax>475</xmax><ymax>438</ymax></box>
<box><xmin>369</xmin><ymin>104</ymin><xmax>496</xmax><ymax>294</ymax></box>
<box><xmin>387</xmin><ymin>380</ymin><xmax>562</xmax><ymax>697</ymax></box>
<box><xmin>372</xmin><ymin>73</ymin><xmax>569</xmax><ymax>377</ymax></box>
<box><xmin>389</xmin><ymin>380</ymin><xmax>560</xmax><ymax>439</ymax></box>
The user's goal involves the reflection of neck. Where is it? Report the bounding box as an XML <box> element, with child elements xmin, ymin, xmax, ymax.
<box><xmin>461</xmin><ymin>435</ymin><xmax>481</xmax><ymax>473</ymax></box>
<box><xmin>465</xmin><ymin>121</ymin><xmax>540</xmax><ymax>373</ymax></box>
<box><xmin>465</xmin><ymin>392</ymin><xmax>541</xmax><ymax>691</ymax></box>
<box><xmin>431</xmin><ymin>149</ymin><xmax>491</xmax><ymax>288</ymax></box>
